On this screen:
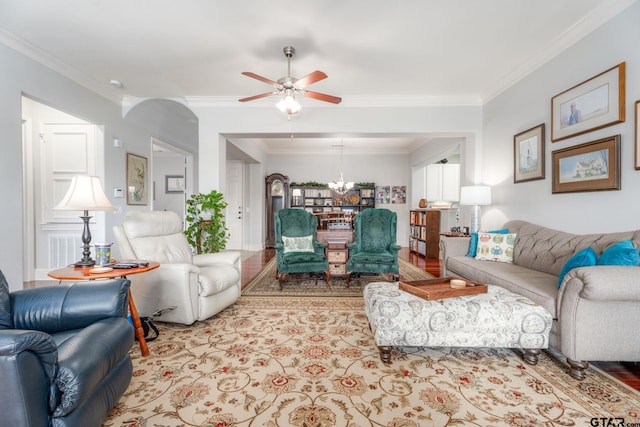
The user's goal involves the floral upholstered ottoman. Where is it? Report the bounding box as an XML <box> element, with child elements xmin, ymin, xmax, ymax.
<box><xmin>363</xmin><ymin>281</ymin><xmax>552</xmax><ymax>364</ymax></box>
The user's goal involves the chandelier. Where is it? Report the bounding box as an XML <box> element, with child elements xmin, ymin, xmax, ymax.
<box><xmin>328</xmin><ymin>144</ymin><xmax>354</xmax><ymax>195</ymax></box>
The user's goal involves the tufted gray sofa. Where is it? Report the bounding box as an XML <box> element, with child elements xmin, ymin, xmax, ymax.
<box><xmin>440</xmin><ymin>220</ymin><xmax>640</xmax><ymax>380</ymax></box>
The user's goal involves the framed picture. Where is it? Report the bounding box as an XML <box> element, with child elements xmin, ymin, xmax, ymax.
<box><xmin>126</xmin><ymin>152</ymin><xmax>148</xmax><ymax>205</ymax></box>
<box><xmin>635</xmin><ymin>100</ymin><xmax>640</xmax><ymax>170</ymax></box>
<box><xmin>165</xmin><ymin>175</ymin><xmax>185</xmax><ymax>193</ymax></box>
<box><xmin>514</xmin><ymin>123</ymin><xmax>545</xmax><ymax>183</ymax></box>
<box><xmin>552</xmin><ymin>135</ymin><xmax>620</xmax><ymax>194</ymax></box>
<box><xmin>551</xmin><ymin>62</ymin><xmax>625</xmax><ymax>142</ymax></box>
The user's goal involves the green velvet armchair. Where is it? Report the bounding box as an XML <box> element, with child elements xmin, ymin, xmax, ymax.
<box><xmin>275</xmin><ymin>209</ymin><xmax>329</xmax><ymax>289</ymax></box>
<box><xmin>347</xmin><ymin>208</ymin><xmax>400</xmax><ymax>281</ymax></box>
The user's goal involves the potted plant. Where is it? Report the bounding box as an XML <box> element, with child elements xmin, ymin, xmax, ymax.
<box><xmin>184</xmin><ymin>190</ymin><xmax>230</xmax><ymax>254</ymax></box>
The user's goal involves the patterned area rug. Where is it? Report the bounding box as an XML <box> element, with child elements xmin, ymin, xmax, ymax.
<box><xmin>242</xmin><ymin>257</ymin><xmax>434</xmax><ymax>297</ymax></box>
<box><xmin>105</xmin><ymin>296</ymin><xmax>640</xmax><ymax>426</ymax></box>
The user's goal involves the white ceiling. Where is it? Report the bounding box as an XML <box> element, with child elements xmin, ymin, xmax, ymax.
<box><xmin>1</xmin><ymin>0</ymin><xmax>633</xmax><ymax>152</ymax></box>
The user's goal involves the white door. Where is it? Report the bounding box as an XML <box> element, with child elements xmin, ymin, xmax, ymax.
<box><xmin>226</xmin><ymin>161</ymin><xmax>244</xmax><ymax>250</ymax></box>
<box><xmin>35</xmin><ymin>122</ymin><xmax>101</xmax><ymax>278</ymax></box>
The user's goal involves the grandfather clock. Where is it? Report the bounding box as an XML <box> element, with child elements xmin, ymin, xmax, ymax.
<box><xmin>265</xmin><ymin>173</ymin><xmax>290</xmax><ymax>247</ymax></box>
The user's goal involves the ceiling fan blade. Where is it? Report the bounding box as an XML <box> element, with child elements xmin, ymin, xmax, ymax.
<box><xmin>294</xmin><ymin>70</ymin><xmax>327</xmax><ymax>88</ymax></box>
<box><xmin>239</xmin><ymin>92</ymin><xmax>275</xmax><ymax>102</ymax></box>
<box><xmin>302</xmin><ymin>90</ymin><xmax>342</xmax><ymax>104</ymax></box>
<box><xmin>241</xmin><ymin>72</ymin><xmax>281</xmax><ymax>88</ymax></box>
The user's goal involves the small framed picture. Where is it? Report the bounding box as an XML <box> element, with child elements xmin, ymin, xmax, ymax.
<box><xmin>551</xmin><ymin>62</ymin><xmax>625</xmax><ymax>142</ymax></box>
<box><xmin>552</xmin><ymin>135</ymin><xmax>620</xmax><ymax>194</ymax></box>
<box><xmin>165</xmin><ymin>175</ymin><xmax>185</xmax><ymax>193</ymax></box>
<box><xmin>514</xmin><ymin>123</ymin><xmax>545</xmax><ymax>183</ymax></box>
<box><xmin>126</xmin><ymin>152</ymin><xmax>148</xmax><ymax>205</ymax></box>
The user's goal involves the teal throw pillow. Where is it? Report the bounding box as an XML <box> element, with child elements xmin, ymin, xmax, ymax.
<box><xmin>466</xmin><ymin>228</ymin><xmax>509</xmax><ymax>257</ymax></box>
<box><xmin>597</xmin><ymin>240</ymin><xmax>640</xmax><ymax>266</ymax></box>
<box><xmin>558</xmin><ymin>247</ymin><xmax>597</xmax><ymax>288</ymax></box>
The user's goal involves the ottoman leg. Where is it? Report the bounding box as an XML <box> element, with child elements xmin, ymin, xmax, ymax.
<box><xmin>379</xmin><ymin>346</ymin><xmax>392</xmax><ymax>364</ymax></box>
<box><xmin>523</xmin><ymin>348</ymin><xmax>541</xmax><ymax>365</ymax></box>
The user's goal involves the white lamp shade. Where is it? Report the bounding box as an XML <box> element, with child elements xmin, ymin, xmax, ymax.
<box><xmin>459</xmin><ymin>186</ymin><xmax>492</xmax><ymax>206</ymax></box>
<box><xmin>291</xmin><ymin>189</ymin><xmax>302</xmax><ymax>197</ymax></box>
<box><xmin>54</xmin><ymin>175</ymin><xmax>116</xmax><ymax>211</ymax></box>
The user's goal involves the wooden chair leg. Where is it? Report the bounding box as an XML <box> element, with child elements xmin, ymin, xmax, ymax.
<box><xmin>324</xmin><ymin>270</ymin><xmax>331</xmax><ymax>288</ymax></box>
<box><xmin>277</xmin><ymin>272</ymin><xmax>287</xmax><ymax>290</ymax></box>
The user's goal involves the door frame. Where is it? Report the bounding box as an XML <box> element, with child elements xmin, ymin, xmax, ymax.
<box><xmin>150</xmin><ymin>137</ymin><xmax>194</xmax><ymax>221</ymax></box>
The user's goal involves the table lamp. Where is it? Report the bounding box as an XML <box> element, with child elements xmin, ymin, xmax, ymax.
<box><xmin>459</xmin><ymin>185</ymin><xmax>492</xmax><ymax>233</ymax></box>
<box><xmin>54</xmin><ymin>175</ymin><xmax>116</xmax><ymax>267</ymax></box>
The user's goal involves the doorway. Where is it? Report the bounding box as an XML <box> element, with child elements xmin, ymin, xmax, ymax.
<box><xmin>22</xmin><ymin>96</ymin><xmax>106</xmax><ymax>280</ymax></box>
<box><xmin>151</xmin><ymin>137</ymin><xmax>194</xmax><ymax>221</ymax></box>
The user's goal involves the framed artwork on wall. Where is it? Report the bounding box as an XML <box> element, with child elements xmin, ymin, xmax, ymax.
<box><xmin>551</xmin><ymin>62</ymin><xmax>625</xmax><ymax>142</ymax></box>
<box><xmin>635</xmin><ymin>100</ymin><xmax>640</xmax><ymax>170</ymax></box>
<box><xmin>165</xmin><ymin>175</ymin><xmax>185</xmax><ymax>193</ymax></box>
<box><xmin>126</xmin><ymin>152</ymin><xmax>148</xmax><ymax>205</ymax></box>
<box><xmin>514</xmin><ymin>123</ymin><xmax>545</xmax><ymax>183</ymax></box>
<box><xmin>551</xmin><ymin>135</ymin><xmax>620</xmax><ymax>194</ymax></box>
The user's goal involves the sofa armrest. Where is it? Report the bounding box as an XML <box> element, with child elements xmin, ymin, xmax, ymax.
<box><xmin>10</xmin><ymin>279</ymin><xmax>130</xmax><ymax>333</ymax></box>
<box><xmin>440</xmin><ymin>236</ymin><xmax>471</xmax><ymax>275</ymax></box>
<box><xmin>556</xmin><ymin>265</ymin><xmax>640</xmax><ymax>362</ymax></box>
<box><xmin>561</xmin><ymin>266</ymin><xmax>640</xmax><ymax>301</ymax></box>
<box><xmin>193</xmin><ymin>251</ymin><xmax>241</xmax><ymax>267</ymax></box>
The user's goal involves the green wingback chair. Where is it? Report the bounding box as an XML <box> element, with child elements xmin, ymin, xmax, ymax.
<box><xmin>347</xmin><ymin>208</ymin><xmax>401</xmax><ymax>280</ymax></box>
<box><xmin>275</xmin><ymin>209</ymin><xmax>329</xmax><ymax>289</ymax></box>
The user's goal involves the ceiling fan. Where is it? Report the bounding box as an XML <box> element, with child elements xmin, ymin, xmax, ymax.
<box><xmin>239</xmin><ymin>46</ymin><xmax>342</xmax><ymax>114</ymax></box>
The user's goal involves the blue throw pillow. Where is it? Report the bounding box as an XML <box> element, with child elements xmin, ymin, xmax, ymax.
<box><xmin>558</xmin><ymin>247</ymin><xmax>597</xmax><ymax>288</ymax></box>
<box><xmin>597</xmin><ymin>240</ymin><xmax>640</xmax><ymax>266</ymax></box>
<box><xmin>466</xmin><ymin>228</ymin><xmax>509</xmax><ymax>257</ymax></box>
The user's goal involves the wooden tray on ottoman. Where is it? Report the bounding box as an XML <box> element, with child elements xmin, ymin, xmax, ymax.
<box><xmin>399</xmin><ymin>277</ymin><xmax>488</xmax><ymax>301</ymax></box>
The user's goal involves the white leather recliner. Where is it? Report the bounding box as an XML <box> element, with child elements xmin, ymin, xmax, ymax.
<box><xmin>113</xmin><ymin>210</ymin><xmax>241</xmax><ymax>325</ymax></box>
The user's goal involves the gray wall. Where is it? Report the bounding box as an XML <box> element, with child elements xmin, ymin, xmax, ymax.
<box><xmin>0</xmin><ymin>44</ymin><xmax>198</xmax><ymax>290</ymax></box>
<box><xmin>481</xmin><ymin>1</ymin><xmax>640</xmax><ymax>233</ymax></box>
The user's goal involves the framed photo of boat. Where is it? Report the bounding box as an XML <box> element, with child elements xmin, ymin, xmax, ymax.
<box><xmin>552</xmin><ymin>135</ymin><xmax>620</xmax><ymax>194</ymax></box>
<box><xmin>551</xmin><ymin>62</ymin><xmax>625</xmax><ymax>142</ymax></box>
<box><xmin>514</xmin><ymin>123</ymin><xmax>545</xmax><ymax>183</ymax></box>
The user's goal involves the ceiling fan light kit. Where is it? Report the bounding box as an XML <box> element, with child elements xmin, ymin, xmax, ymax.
<box><xmin>239</xmin><ymin>46</ymin><xmax>341</xmax><ymax>115</ymax></box>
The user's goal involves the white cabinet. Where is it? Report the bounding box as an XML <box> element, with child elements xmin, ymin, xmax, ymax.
<box><xmin>426</xmin><ymin>164</ymin><xmax>460</xmax><ymax>202</ymax></box>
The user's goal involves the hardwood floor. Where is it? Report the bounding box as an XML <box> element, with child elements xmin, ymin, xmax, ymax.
<box><xmin>242</xmin><ymin>248</ymin><xmax>640</xmax><ymax>391</ymax></box>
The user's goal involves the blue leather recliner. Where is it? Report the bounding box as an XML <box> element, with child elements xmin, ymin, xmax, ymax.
<box><xmin>0</xmin><ymin>271</ymin><xmax>134</xmax><ymax>427</ymax></box>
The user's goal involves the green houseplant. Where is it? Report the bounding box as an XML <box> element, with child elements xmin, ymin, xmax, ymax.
<box><xmin>185</xmin><ymin>190</ymin><xmax>230</xmax><ymax>254</ymax></box>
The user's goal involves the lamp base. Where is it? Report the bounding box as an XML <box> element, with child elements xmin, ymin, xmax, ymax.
<box><xmin>470</xmin><ymin>205</ymin><xmax>482</xmax><ymax>233</ymax></box>
<box><xmin>75</xmin><ymin>211</ymin><xmax>95</xmax><ymax>268</ymax></box>
<box><xmin>74</xmin><ymin>258</ymin><xmax>96</xmax><ymax>268</ymax></box>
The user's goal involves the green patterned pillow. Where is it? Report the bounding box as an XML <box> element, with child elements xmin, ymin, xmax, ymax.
<box><xmin>282</xmin><ymin>235</ymin><xmax>314</xmax><ymax>253</ymax></box>
<box><xmin>475</xmin><ymin>232</ymin><xmax>517</xmax><ymax>263</ymax></box>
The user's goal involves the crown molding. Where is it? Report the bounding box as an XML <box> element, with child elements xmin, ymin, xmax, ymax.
<box><xmin>0</xmin><ymin>28</ymin><xmax>123</xmax><ymax>105</ymax></box>
<box><xmin>481</xmin><ymin>0</ymin><xmax>638</xmax><ymax>103</ymax></box>
<box><xmin>185</xmin><ymin>94</ymin><xmax>483</xmax><ymax>109</ymax></box>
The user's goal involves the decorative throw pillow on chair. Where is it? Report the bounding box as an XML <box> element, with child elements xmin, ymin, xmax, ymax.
<box><xmin>475</xmin><ymin>232</ymin><xmax>517</xmax><ymax>263</ymax></box>
<box><xmin>282</xmin><ymin>235</ymin><xmax>315</xmax><ymax>253</ymax></box>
